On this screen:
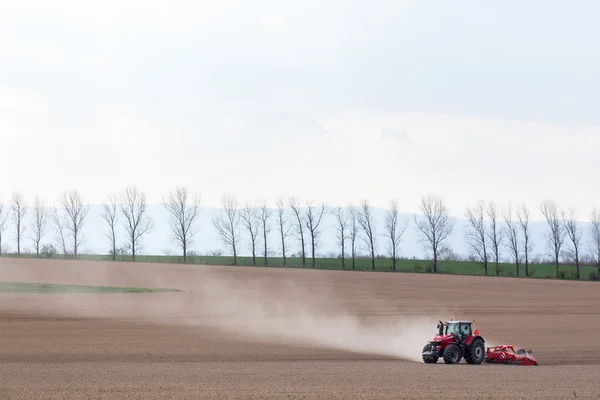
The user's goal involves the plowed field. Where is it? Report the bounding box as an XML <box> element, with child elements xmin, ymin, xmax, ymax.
<box><xmin>1</xmin><ymin>258</ymin><xmax>599</xmax><ymax>399</ymax></box>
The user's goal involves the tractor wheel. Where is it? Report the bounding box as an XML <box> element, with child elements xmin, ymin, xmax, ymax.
<box><xmin>465</xmin><ymin>338</ymin><xmax>485</xmax><ymax>364</ymax></box>
<box><xmin>443</xmin><ymin>343</ymin><xmax>461</xmax><ymax>364</ymax></box>
<box><xmin>422</xmin><ymin>343</ymin><xmax>438</xmax><ymax>363</ymax></box>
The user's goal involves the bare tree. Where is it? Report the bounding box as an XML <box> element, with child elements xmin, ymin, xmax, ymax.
<box><xmin>119</xmin><ymin>186</ymin><xmax>153</xmax><ymax>261</ymax></box>
<box><xmin>305</xmin><ymin>200</ymin><xmax>326</xmax><ymax>268</ymax></box>
<box><xmin>590</xmin><ymin>207</ymin><xmax>600</xmax><ymax>280</ymax></box>
<box><xmin>357</xmin><ymin>199</ymin><xmax>377</xmax><ymax>270</ymax></box>
<box><xmin>385</xmin><ymin>199</ymin><xmax>408</xmax><ymax>271</ymax></box>
<box><xmin>487</xmin><ymin>201</ymin><xmax>504</xmax><ymax>276</ymax></box>
<box><xmin>0</xmin><ymin>201</ymin><xmax>9</xmax><ymax>255</ymax></box>
<box><xmin>540</xmin><ymin>199</ymin><xmax>565</xmax><ymax>278</ymax></box>
<box><xmin>102</xmin><ymin>194</ymin><xmax>119</xmax><ymax>261</ymax></box>
<box><xmin>562</xmin><ymin>207</ymin><xmax>582</xmax><ymax>279</ymax></box>
<box><xmin>51</xmin><ymin>205</ymin><xmax>68</xmax><ymax>257</ymax></box>
<box><xmin>60</xmin><ymin>190</ymin><xmax>89</xmax><ymax>258</ymax></box>
<box><xmin>502</xmin><ymin>203</ymin><xmax>520</xmax><ymax>276</ymax></box>
<box><xmin>258</xmin><ymin>199</ymin><xmax>272</xmax><ymax>266</ymax></box>
<box><xmin>30</xmin><ymin>196</ymin><xmax>48</xmax><ymax>257</ymax></box>
<box><xmin>275</xmin><ymin>196</ymin><xmax>292</xmax><ymax>266</ymax></box>
<box><xmin>465</xmin><ymin>199</ymin><xmax>488</xmax><ymax>275</ymax></box>
<box><xmin>11</xmin><ymin>192</ymin><xmax>27</xmax><ymax>256</ymax></box>
<box><xmin>288</xmin><ymin>196</ymin><xmax>306</xmax><ymax>266</ymax></box>
<box><xmin>517</xmin><ymin>203</ymin><xmax>533</xmax><ymax>277</ymax></box>
<box><xmin>213</xmin><ymin>193</ymin><xmax>241</xmax><ymax>265</ymax></box>
<box><xmin>162</xmin><ymin>186</ymin><xmax>201</xmax><ymax>263</ymax></box>
<box><xmin>414</xmin><ymin>195</ymin><xmax>454</xmax><ymax>273</ymax></box>
<box><xmin>240</xmin><ymin>200</ymin><xmax>260</xmax><ymax>265</ymax></box>
<box><xmin>334</xmin><ymin>206</ymin><xmax>349</xmax><ymax>269</ymax></box>
<box><xmin>349</xmin><ymin>205</ymin><xmax>359</xmax><ymax>270</ymax></box>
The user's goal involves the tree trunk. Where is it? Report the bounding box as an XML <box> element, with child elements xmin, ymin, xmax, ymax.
<box><xmin>351</xmin><ymin>237</ymin><xmax>356</xmax><ymax>270</ymax></box>
<box><xmin>371</xmin><ymin>250</ymin><xmax>375</xmax><ymax>270</ymax></box>
<box><xmin>370</xmin><ymin>236</ymin><xmax>375</xmax><ymax>270</ymax></box>
<box><xmin>281</xmin><ymin>234</ymin><xmax>286</xmax><ymax>266</ymax></box>
<box><xmin>73</xmin><ymin>231</ymin><xmax>77</xmax><ymax>258</ymax></box>
<box><xmin>300</xmin><ymin>232</ymin><xmax>305</xmax><ymax>266</ymax></box>
<box><xmin>112</xmin><ymin>228</ymin><xmax>116</xmax><ymax>261</ymax></box>
<box><xmin>575</xmin><ymin>249</ymin><xmax>580</xmax><ymax>279</ymax></box>
<box><xmin>341</xmin><ymin>240</ymin><xmax>345</xmax><ymax>269</ymax></box>
<box><xmin>17</xmin><ymin>224</ymin><xmax>21</xmax><ymax>255</ymax></box>
<box><xmin>483</xmin><ymin>247</ymin><xmax>488</xmax><ymax>275</ymax></box>
<box><xmin>263</xmin><ymin>230</ymin><xmax>268</xmax><ymax>266</ymax></box>
<box><xmin>311</xmin><ymin>236</ymin><xmax>316</xmax><ymax>268</ymax></box>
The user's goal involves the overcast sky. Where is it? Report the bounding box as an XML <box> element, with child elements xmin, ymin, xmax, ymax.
<box><xmin>2</xmin><ymin>0</ymin><xmax>599</xmax><ymax>220</ymax></box>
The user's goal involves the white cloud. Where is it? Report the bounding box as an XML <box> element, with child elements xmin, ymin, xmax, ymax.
<box><xmin>319</xmin><ymin>111</ymin><xmax>600</xmax><ymax>219</ymax></box>
<box><xmin>0</xmin><ymin>0</ymin><xmax>599</xmax><ymax>223</ymax></box>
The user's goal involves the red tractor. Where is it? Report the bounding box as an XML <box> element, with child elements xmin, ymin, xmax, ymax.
<box><xmin>422</xmin><ymin>320</ymin><xmax>485</xmax><ymax>364</ymax></box>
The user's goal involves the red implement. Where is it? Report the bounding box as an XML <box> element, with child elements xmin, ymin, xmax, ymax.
<box><xmin>484</xmin><ymin>345</ymin><xmax>538</xmax><ymax>366</ymax></box>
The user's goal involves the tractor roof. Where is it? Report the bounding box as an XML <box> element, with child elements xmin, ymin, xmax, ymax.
<box><xmin>445</xmin><ymin>320</ymin><xmax>473</xmax><ymax>324</ymax></box>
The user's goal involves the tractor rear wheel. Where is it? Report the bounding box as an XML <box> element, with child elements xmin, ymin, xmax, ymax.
<box><xmin>422</xmin><ymin>343</ymin><xmax>438</xmax><ymax>363</ymax></box>
<box><xmin>443</xmin><ymin>343</ymin><xmax>461</xmax><ymax>364</ymax></box>
<box><xmin>465</xmin><ymin>338</ymin><xmax>485</xmax><ymax>364</ymax></box>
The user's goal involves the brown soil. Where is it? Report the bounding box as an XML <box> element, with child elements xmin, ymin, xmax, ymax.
<box><xmin>1</xmin><ymin>257</ymin><xmax>599</xmax><ymax>399</ymax></box>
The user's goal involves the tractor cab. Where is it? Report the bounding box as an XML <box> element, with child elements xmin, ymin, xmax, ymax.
<box><xmin>434</xmin><ymin>320</ymin><xmax>479</xmax><ymax>344</ymax></box>
<box><xmin>443</xmin><ymin>321</ymin><xmax>473</xmax><ymax>341</ymax></box>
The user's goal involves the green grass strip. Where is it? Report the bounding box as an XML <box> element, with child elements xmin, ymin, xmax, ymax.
<box><xmin>0</xmin><ymin>282</ymin><xmax>182</xmax><ymax>294</ymax></box>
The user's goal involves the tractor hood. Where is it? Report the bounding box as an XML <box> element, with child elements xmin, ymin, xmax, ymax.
<box><xmin>431</xmin><ymin>334</ymin><xmax>454</xmax><ymax>343</ymax></box>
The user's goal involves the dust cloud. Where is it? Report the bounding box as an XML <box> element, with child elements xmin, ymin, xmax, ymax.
<box><xmin>0</xmin><ymin>260</ymin><xmax>440</xmax><ymax>363</ymax></box>
<box><xmin>161</xmin><ymin>273</ymin><xmax>439</xmax><ymax>363</ymax></box>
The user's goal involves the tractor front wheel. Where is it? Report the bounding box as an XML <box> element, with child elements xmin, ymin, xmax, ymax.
<box><xmin>465</xmin><ymin>338</ymin><xmax>485</xmax><ymax>364</ymax></box>
<box><xmin>422</xmin><ymin>343</ymin><xmax>438</xmax><ymax>363</ymax></box>
<box><xmin>443</xmin><ymin>343</ymin><xmax>461</xmax><ymax>364</ymax></box>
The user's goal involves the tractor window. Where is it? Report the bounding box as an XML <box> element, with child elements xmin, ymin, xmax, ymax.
<box><xmin>460</xmin><ymin>324</ymin><xmax>471</xmax><ymax>336</ymax></box>
<box><xmin>445</xmin><ymin>323</ymin><xmax>459</xmax><ymax>335</ymax></box>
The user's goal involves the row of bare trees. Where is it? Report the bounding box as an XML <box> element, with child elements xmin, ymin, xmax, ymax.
<box><xmin>464</xmin><ymin>199</ymin><xmax>600</xmax><ymax>279</ymax></box>
<box><xmin>464</xmin><ymin>201</ymin><xmax>533</xmax><ymax>276</ymax></box>
<box><xmin>0</xmin><ymin>191</ymin><xmax>91</xmax><ymax>258</ymax></box>
<box><xmin>211</xmin><ymin>193</ymin><xmax>454</xmax><ymax>273</ymax></box>
<box><xmin>212</xmin><ymin>193</ymin><xmax>599</xmax><ymax>278</ymax></box>
<box><xmin>0</xmin><ymin>189</ymin><xmax>466</xmax><ymax>273</ymax></box>
<box><xmin>539</xmin><ymin>200</ymin><xmax>600</xmax><ymax>279</ymax></box>
<box><xmin>103</xmin><ymin>186</ymin><xmax>203</xmax><ymax>262</ymax></box>
<box><xmin>0</xmin><ymin>186</ymin><xmax>199</xmax><ymax>263</ymax></box>
<box><xmin>2</xmin><ymin>188</ymin><xmax>599</xmax><ymax>279</ymax></box>
<box><xmin>212</xmin><ymin>194</ymin><xmax>324</xmax><ymax>268</ymax></box>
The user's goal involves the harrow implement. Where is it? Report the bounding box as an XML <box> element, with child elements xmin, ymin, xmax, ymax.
<box><xmin>484</xmin><ymin>345</ymin><xmax>538</xmax><ymax>366</ymax></box>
